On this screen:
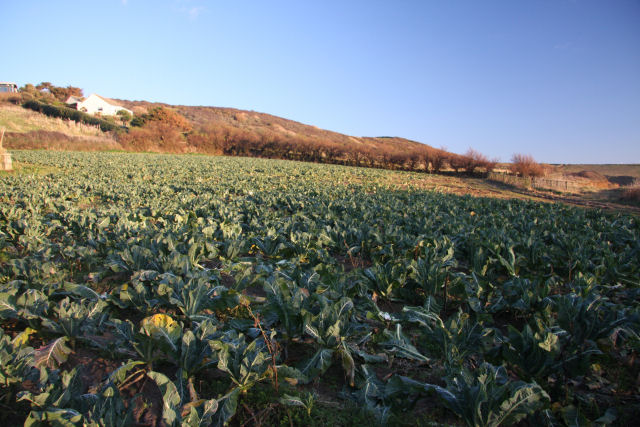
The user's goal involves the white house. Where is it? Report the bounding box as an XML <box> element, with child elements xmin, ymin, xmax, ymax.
<box><xmin>65</xmin><ymin>94</ymin><xmax>133</xmax><ymax>116</ymax></box>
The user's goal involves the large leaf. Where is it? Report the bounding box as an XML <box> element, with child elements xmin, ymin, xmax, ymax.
<box><xmin>62</xmin><ymin>282</ymin><xmax>104</xmax><ymax>300</ymax></box>
<box><xmin>34</xmin><ymin>337</ymin><xmax>72</xmax><ymax>369</ymax></box>
<box><xmin>0</xmin><ymin>294</ymin><xmax>18</xmax><ymax>319</ymax></box>
<box><xmin>109</xmin><ymin>360</ymin><xmax>146</xmax><ymax>384</ymax></box>
<box><xmin>148</xmin><ymin>371</ymin><xmax>182</xmax><ymax>426</ymax></box>
<box><xmin>384</xmin><ymin>375</ymin><xmax>456</xmax><ymax>408</ymax></box>
<box><xmin>210</xmin><ymin>388</ymin><xmax>240</xmax><ymax>427</ymax></box>
<box><xmin>24</xmin><ymin>408</ymin><xmax>83</xmax><ymax>427</ymax></box>
<box><xmin>380</xmin><ymin>324</ymin><xmax>430</xmax><ymax>363</ymax></box>
<box><xmin>18</xmin><ymin>368</ymin><xmax>84</xmax><ymax>413</ymax></box>
<box><xmin>182</xmin><ymin>398</ymin><xmax>219</xmax><ymax>427</ymax></box>
<box><xmin>300</xmin><ymin>348</ymin><xmax>334</xmax><ymax>378</ymax></box>
<box><xmin>81</xmin><ymin>384</ymin><xmax>136</xmax><ymax>427</ymax></box>
<box><xmin>0</xmin><ymin>328</ymin><xmax>35</xmax><ymax>386</ymax></box>
<box><xmin>490</xmin><ymin>381</ymin><xmax>550</xmax><ymax>426</ymax></box>
<box><xmin>179</xmin><ymin>329</ymin><xmax>217</xmax><ymax>378</ymax></box>
<box><xmin>443</xmin><ymin>363</ymin><xmax>550</xmax><ymax>427</ymax></box>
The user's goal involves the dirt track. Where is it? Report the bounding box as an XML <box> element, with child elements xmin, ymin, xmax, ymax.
<box><xmin>508</xmin><ymin>187</ymin><xmax>640</xmax><ymax>215</ymax></box>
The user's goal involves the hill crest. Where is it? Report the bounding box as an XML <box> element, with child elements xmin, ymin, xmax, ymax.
<box><xmin>113</xmin><ymin>98</ymin><xmax>438</xmax><ymax>157</ymax></box>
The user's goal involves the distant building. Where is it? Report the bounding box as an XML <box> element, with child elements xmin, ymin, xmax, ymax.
<box><xmin>0</xmin><ymin>82</ymin><xmax>18</xmax><ymax>93</ymax></box>
<box><xmin>65</xmin><ymin>93</ymin><xmax>133</xmax><ymax>116</ymax></box>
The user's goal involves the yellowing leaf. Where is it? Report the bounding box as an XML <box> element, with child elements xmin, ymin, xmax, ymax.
<box><xmin>141</xmin><ymin>313</ymin><xmax>182</xmax><ymax>342</ymax></box>
<box><xmin>284</xmin><ymin>377</ymin><xmax>299</xmax><ymax>386</ymax></box>
<box><xmin>12</xmin><ymin>327</ymin><xmax>37</xmax><ymax>348</ymax></box>
<box><xmin>143</xmin><ymin>313</ymin><xmax>176</xmax><ymax>328</ymax></box>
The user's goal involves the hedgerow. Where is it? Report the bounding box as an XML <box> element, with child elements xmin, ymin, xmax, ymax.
<box><xmin>21</xmin><ymin>100</ymin><xmax>122</xmax><ymax>133</ymax></box>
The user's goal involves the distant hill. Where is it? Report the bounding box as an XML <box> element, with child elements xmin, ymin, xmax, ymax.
<box><xmin>3</xmin><ymin>84</ymin><xmax>488</xmax><ymax>173</ymax></box>
<box><xmin>115</xmin><ymin>99</ymin><xmax>442</xmax><ymax>157</ymax></box>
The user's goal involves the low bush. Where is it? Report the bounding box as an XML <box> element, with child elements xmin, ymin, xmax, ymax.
<box><xmin>460</xmin><ymin>148</ymin><xmax>496</xmax><ymax>173</ymax></box>
<box><xmin>0</xmin><ymin>93</ymin><xmax>23</xmax><ymax>105</ymax></box>
<box><xmin>130</xmin><ymin>106</ymin><xmax>192</xmax><ymax>131</ymax></box>
<box><xmin>510</xmin><ymin>153</ymin><xmax>545</xmax><ymax>177</ymax></box>
<box><xmin>117</xmin><ymin>121</ymin><xmax>187</xmax><ymax>153</ymax></box>
<box><xmin>430</xmin><ymin>151</ymin><xmax>447</xmax><ymax>173</ymax></box>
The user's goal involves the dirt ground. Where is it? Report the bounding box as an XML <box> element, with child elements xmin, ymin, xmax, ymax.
<box><xmin>378</xmin><ymin>169</ymin><xmax>640</xmax><ymax>215</ymax></box>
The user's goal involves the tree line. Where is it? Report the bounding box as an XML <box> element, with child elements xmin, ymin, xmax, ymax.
<box><xmin>117</xmin><ymin>107</ymin><xmax>510</xmax><ymax>174</ymax></box>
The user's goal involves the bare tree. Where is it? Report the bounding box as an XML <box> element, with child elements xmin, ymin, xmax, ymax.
<box><xmin>510</xmin><ymin>154</ymin><xmax>544</xmax><ymax>177</ymax></box>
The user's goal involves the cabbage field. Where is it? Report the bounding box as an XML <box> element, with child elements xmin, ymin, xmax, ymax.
<box><xmin>1</xmin><ymin>151</ymin><xmax>639</xmax><ymax>426</ymax></box>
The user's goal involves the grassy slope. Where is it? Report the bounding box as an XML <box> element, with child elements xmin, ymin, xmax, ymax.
<box><xmin>0</xmin><ymin>104</ymin><xmax>120</xmax><ymax>151</ymax></box>
<box><xmin>0</xmin><ymin>104</ymin><xmax>104</xmax><ymax>136</ymax></box>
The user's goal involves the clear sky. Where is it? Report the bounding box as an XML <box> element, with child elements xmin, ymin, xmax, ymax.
<box><xmin>2</xmin><ymin>0</ymin><xmax>639</xmax><ymax>163</ymax></box>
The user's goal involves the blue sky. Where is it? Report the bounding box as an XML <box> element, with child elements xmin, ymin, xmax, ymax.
<box><xmin>3</xmin><ymin>0</ymin><xmax>639</xmax><ymax>163</ymax></box>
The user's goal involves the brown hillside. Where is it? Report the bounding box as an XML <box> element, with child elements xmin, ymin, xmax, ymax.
<box><xmin>114</xmin><ymin>99</ymin><xmax>454</xmax><ymax>164</ymax></box>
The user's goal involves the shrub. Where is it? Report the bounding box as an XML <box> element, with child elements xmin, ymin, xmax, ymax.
<box><xmin>19</xmin><ymin>82</ymin><xmax>82</xmax><ymax>103</ymax></box>
<box><xmin>431</xmin><ymin>151</ymin><xmax>447</xmax><ymax>173</ymax></box>
<box><xmin>461</xmin><ymin>148</ymin><xmax>482</xmax><ymax>173</ymax></box>
<box><xmin>458</xmin><ymin>148</ymin><xmax>499</xmax><ymax>173</ymax></box>
<box><xmin>130</xmin><ymin>107</ymin><xmax>192</xmax><ymax>131</ymax></box>
<box><xmin>34</xmin><ymin>82</ymin><xmax>83</xmax><ymax>102</ymax></box>
<box><xmin>130</xmin><ymin>115</ymin><xmax>146</xmax><ymax>127</ymax></box>
<box><xmin>510</xmin><ymin>153</ymin><xmax>544</xmax><ymax>177</ymax></box>
<box><xmin>0</xmin><ymin>93</ymin><xmax>23</xmax><ymax>105</ymax></box>
<box><xmin>414</xmin><ymin>147</ymin><xmax>431</xmax><ymax>172</ymax></box>
<box><xmin>448</xmin><ymin>155</ymin><xmax>466</xmax><ymax>173</ymax></box>
<box><xmin>116</xmin><ymin>109</ymin><xmax>133</xmax><ymax>123</ymax></box>
<box><xmin>117</xmin><ymin>121</ymin><xmax>186</xmax><ymax>153</ymax></box>
<box><xmin>185</xmin><ymin>128</ymin><xmax>229</xmax><ymax>155</ymax></box>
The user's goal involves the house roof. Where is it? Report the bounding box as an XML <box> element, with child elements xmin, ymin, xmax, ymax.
<box><xmin>65</xmin><ymin>95</ymin><xmax>84</xmax><ymax>104</ymax></box>
<box><xmin>88</xmin><ymin>94</ymin><xmax>120</xmax><ymax>106</ymax></box>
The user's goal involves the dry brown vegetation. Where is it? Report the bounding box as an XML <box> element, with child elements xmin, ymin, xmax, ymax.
<box><xmin>3</xmin><ymin>130</ymin><xmax>120</xmax><ymax>152</ymax></box>
<box><xmin>510</xmin><ymin>153</ymin><xmax>545</xmax><ymax>177</ymax></box>
<box><xmin>0</xmin><ymin>105</ymin><xmax>107</xmax><ymax>137</ymax></box>
<box><xmin>109</xmin><ymin>99</ymin><xmax>497</xmax><ymax>173</ymax></box>
<box><xmin>0</xmin><ymin>93</ymin><xmax>23</xmax><ymax>106</ymax></box>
